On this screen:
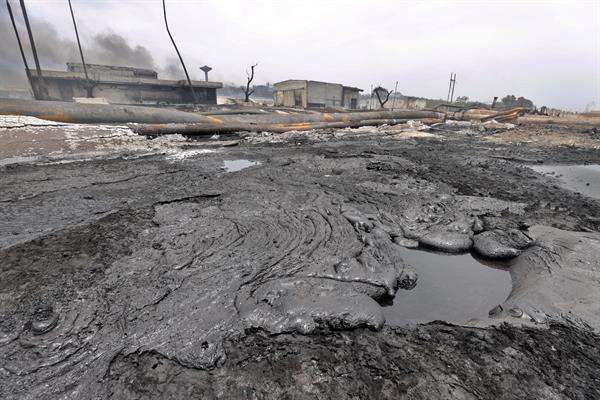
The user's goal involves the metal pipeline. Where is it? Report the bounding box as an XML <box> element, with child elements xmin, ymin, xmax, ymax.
<box><xmin>447</xmin><ymin>107</ymin><xmax>523</xmax><ymax>122</ymax></box>
<box><xmin>129</xmin><ymin>117</ymin><xmax>446</xmax><ymax>135</ymax></box>
<box><xmin>218</xmin><ymin>109</ymin><xmax>445</xmax><ymax>125</ymax></box>
<box><xmin>0</xmin><ymin>98</ymin><xmax>445</xmax><ymax>125</ymax></box>
<box><xmin>0</xmin><ymin>98</ymin><xmax>216</xmax><ymax>124</ymax></box>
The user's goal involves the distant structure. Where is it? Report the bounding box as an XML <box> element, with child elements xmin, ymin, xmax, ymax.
<box><xmin>199</xmin><ymin>65</ymin><xmax>212</xmax><ymax>82</ymax></box>
<box><xmin>273</xmin><ymin>80</ymin><xmax>362</xmax><ymax>109</ymax></box>
<box><xmin>585</xmin><ymin>102</ymin><xmax>599</xmax><ymax>113</ymax></box>
<box><xmin>28</xmin><ymin>63</ymin><xmax>222</xmax><ymax>105</ymax></box>
<box><xmin>0</xmin><ymin>87</ymin><xmax>32</xmax><ymax>100</ymax></box>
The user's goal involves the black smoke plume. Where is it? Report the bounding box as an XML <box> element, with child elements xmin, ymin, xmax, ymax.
<box><xmin>1</xmin><ymin>3</ymin><xmax>157</xmax><ymax>89</ymax></box>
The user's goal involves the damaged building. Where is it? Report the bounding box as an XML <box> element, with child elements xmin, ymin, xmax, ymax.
<box><xmin>273</xmin><ymin>80</ymin><xmax>362</xmax><ymax>109</ymax></box>
<box><xmin>30</xmin><ymin>63</ymin><xmax>222</xmax><ymax>105</ymax></box>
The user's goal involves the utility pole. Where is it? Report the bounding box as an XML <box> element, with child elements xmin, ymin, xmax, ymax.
<box><xmin>6</xmin><ymin>0</ymin><xmax>37</xmax><ymax>98</ymax></box>
<box><xmin>392</xmin><ymin>80</ymin><xmax>398</xmax><ymax>109</ymax></box>
<box><xmin>450</xmin><ymin>73</ymin><xmax>456</xmax><ymax>103</ymax></box>
<box><xmin>162</xmin><ymin>0</ymin><xmax>198</xmax><ymax>105</ymax></box>
<box><xmin>68</xmin><ymin>0</ymin><xmax>92</xmax><ymax>97</ymax></box>
<box><xmin>446</xmin><ymin>73</ymin><xmax>457</xmax><ymax>103</ymax></box>
<box><xmin>19</xmin><ymin>0</ymin><xmax>47</xmax><ymax>99</ymax></box>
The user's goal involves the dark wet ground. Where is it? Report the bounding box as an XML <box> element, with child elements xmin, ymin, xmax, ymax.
<box><xmin>383</xmin><ymin>248</ymin><xmax>511</xmax><ymax>326</ymax></box>
<box><xmin>2</xmin><ymin>121</ymin><xmax>600</xmax><ymax>399</ymax></box>
<box><xmin>109</xmin><ymin>322</ymin><xmax>600</xmax><ymax>400</ymax></box>
<box><xmin>530</xmin><ymin>164</ymin><xmax>600</xmax><ymax>199</ymax></box>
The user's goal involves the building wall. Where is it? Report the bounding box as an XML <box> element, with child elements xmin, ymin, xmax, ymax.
<box><xmin>360</xmin><ymin>95</ymin><xmax>429</xmax><ymax>110</ymax></box>
<box><xmin>306</xmin><ymin>81</ymin><xmax>343</xmax><ymax>107</ymax></box>
<box><xmin>274</xmin><ymin>80</ymin><xmax>307</xmax><ymax>107</ymax></box>
<box><xmin>393</xmin><ymin>97</ymin><xmax>428</xmax><ymax>110</ymax></box>
<box><xmin>67</xmin><ymin>63</ymin><xmax>158</xmax><ymax>80</ymax></box>
<box><xmin>0</xmin><ymin>88</ymin><xmax>32</xmax><ymax>99</ymax></box>
<box><xmin>274</xmin><ymin>80</ymin><xmax>361</xmax><ymax>109</ymax></box>
<box><xmin>275</xmin><ymin>89</ymin><xmax>306</xmax><ymax>107</ymax></box>
<box><xmin>342</xmin><ymin>88</ymin><xmax>360</xmax><ymax>109</ymax></box>
<box><xmin>32</xmin><ymin>77</ymin><xmax>217</xmax><ymax>105</ymax></box>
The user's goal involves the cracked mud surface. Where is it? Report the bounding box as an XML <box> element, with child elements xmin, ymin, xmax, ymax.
<box><xmin>108</xmin><ymin>323</ymin><xmax>600</xmax><ymax>400</ymax></box>
<box><xmin>1</xmin><ymin>120</ymin><xmax>600</xmax><ymax>399</ymax></box>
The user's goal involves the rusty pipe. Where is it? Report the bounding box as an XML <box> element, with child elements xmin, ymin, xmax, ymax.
<box><xmin>0</xmin><ymin>98</ymin><xmax>216</xmax><ymax>124</ymax></box>
<box><xmin>128</xmin><ymin>117</ymin><xmax>443</xmax><ymax>135</ymax></box>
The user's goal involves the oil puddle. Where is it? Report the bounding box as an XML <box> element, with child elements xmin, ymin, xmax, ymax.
<box><xmin>530</xmin><ymin>164</ymin><xmax>600</xmax><ymax>199</ymax></box>
<box><xmin>222</xmin><ymin>159</ymin><xmax>260</xmax><ymax>172</ymax></box>
<box><xmin>383</xmin><ymin>248</ymin><xmax>511</xmax><ymax>326</ymax></box>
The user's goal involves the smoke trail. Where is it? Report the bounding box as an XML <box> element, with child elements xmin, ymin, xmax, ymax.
<box><xmin>88</xmin><ymin>33</ymin><xmax>154</xmax><ymax>68</ymax></box>
<box><xmin>0</xmin><ymin>4</ymin><xmax>157</xmax><ymax>89</ymax></box>
<box><xmin>161</xmin><ymin>58</ymin><xmax>182</xmax><ymax>79</ymax></box>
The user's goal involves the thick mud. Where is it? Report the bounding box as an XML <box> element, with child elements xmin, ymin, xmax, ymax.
<box><xmin>1</xmin><ymin>119</ymin><xmax>600</xmax><ymax>399</ymax></box>
<box><xmin>107</xmin><ymin>323</ymin><xmax>600</xmax><ymax>400</ymax></box>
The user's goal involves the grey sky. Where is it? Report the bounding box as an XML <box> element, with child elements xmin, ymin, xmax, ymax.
<box><xmin>3</xmin><ymin>0</ymin><xmax>599</xmax><ymax>110</ymax></box>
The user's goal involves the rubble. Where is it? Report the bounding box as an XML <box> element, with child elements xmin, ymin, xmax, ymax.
<box><xmin>0</xmin><ymin>115</ymin><xmax>229</xmax><ymax>166</ymax></box>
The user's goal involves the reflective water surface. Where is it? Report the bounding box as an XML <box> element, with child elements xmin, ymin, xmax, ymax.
<box><xmin>530</xmin><ymin>164</ymin><xmax>600</xmax><ymax>199</ymax></box>
<box><xmin>383</xmin><ymin>248</ymin><xmax>512</xmax><ymax>326</ymax></box>
<box><xmin>223</xmin><ymin>159</ymin><xmax>260</xmax><ymax>172</ymax></box>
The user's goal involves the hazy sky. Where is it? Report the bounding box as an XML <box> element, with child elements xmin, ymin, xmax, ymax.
<box><xmin>2</xmin><ymin>0</ymin><xmax>599</xmax><ymax>110</ymax></box>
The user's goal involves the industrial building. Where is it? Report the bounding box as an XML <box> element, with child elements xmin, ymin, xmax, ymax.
<box><xmin>29</xmin><ymin>63</ymin><xmax>222</xmax><ymax>105</ymax></box>
<box><xmin>273</xmin><ymin>80</ymin><xmax>362</xmax><ymax>109</ymax></box>
<box><xmin>0</xmin><ymin>87</ymin><xmax>31</xmax><ymax>100</ymax></box>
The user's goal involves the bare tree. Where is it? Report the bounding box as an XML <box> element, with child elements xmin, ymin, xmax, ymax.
<box><xmin>373</xmin><ymin>86</ymin><xmax>392</xmax><ymax>109</ymax></box>
<box><xmin>244</xmin><ymin>63</ymin><xmax>258</xmax><ymax>102</ymax></box>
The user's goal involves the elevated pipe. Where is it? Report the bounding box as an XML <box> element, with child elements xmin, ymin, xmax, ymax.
<box><xmin>0</xmin><ymin>98</ymin><xmax>216</xmax><ymax>124</ymax></box>
<box><xmin>129</xmin><ymin>118</ymin><xmax>432</xmax><ymax>135</ymax></box>
<box><xmin>225</xmin><ymin>110</ymin><xmax>445</xmax><ymax>125</ymax></box>
<box><xmin>0</xmin><ymin>99</ymin><xmax>445</xmax><ymax>125</ymax></box>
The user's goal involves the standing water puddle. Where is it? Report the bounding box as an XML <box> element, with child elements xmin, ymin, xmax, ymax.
<box><xmin>530</xmin><ymin>164</ymin><xmax>600</xmax><ymax>199</ymax></box>
<box><xmin>223</xmin><ymin>159</ymin><xmax>260</xmax><ymax>172</ymax></box>
<box><xmin>383</xmin><ymin>248</ymin><xmax>511</xmax><ymax>326</ymax></box>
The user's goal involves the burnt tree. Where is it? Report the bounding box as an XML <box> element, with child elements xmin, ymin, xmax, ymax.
<box><xmin>373</xmin><ymin>86</ymin><xmax>393</xmax><ymax>109</ymax></box>
<box><xmin>244</xmin><ymin>63</ymin><xmax>258</xmax><ymax>102</ymax></box>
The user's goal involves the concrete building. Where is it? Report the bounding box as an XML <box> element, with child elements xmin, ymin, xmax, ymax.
<box><xmin>360</xmin><ymin>94</ymin><xmax>429</xmax><ymax>110</ymax></box>
<box><xmin>29</xmin><ymin>63</ymin><xmax>222</xmax><ymax>105</ymax></box>
<box><xmin>273</xmin><ymin>80</ymin><xmax>362</xmax><ymax>109</ymax></box>
<box><xmin>0</xmin><ymin>87</ymin><xmax>32</xmax><ymax>100</ymax></box>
